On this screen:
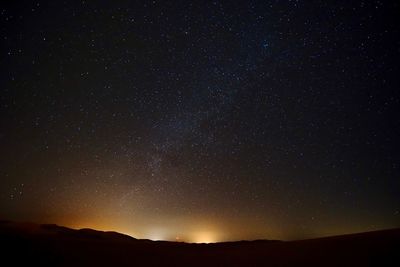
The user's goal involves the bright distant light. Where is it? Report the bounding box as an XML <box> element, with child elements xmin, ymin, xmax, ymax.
<box><xmin>192</xmin><ymin>231</ymin><xmax>217</xmax><ymax>243</ymax></box>
<box><xmin>146</xmin><ymin>228</ymin><xmax>168</xmax><ymax>241</ymax></box>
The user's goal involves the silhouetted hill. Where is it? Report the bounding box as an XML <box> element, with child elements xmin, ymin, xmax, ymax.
<box><xmin>0</xmin><ymin>220</ymin><xmax>136</xmax><ymax>241</ymax></box>
<box><xmin>0</xmin><ymin>220</ymin><xmax>399</xmax><ymax>266</ymax></box>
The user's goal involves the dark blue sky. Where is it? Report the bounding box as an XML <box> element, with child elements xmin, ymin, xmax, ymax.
<box><xmin>0</xmin><ymin>1</ymin><xmax>399</xmax><ymax>241</ymax></box>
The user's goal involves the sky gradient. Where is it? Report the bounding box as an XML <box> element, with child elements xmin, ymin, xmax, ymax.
<box><xmin>1</xmin><ymin>1</ymin><xmax>399</xmax><ymax>242</ymax></box>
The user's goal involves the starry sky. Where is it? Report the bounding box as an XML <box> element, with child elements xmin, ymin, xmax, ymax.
<box><xmin>1</xmin><ymin>1</ymin><xmax>400</xmax><ymax>242</ymax></box>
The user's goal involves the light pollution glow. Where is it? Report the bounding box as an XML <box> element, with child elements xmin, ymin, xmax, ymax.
<box><xmin>8</xmin><ymin>169</ymin><xmax>398</xmax><ymax>243</ymax></box>
<box><xmin>32</xmin><ymin>203</ymin><xmax>399</xmax><ymax>243</ymax></box>
<box><xmin>56</xmin><ymin>218</ymin><xmax>220</xmax><ymax>243</ymax></box>
<box><xmin>15</xmin><ymin>171</ymin><xmax>398</xmax><ymax>243</ymax></box>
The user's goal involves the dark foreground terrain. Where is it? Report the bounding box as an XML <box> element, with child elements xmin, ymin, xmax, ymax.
<box><xmin>0</xmin><ymin>220</ymin><xmax>399</xmax><ymax>267</ymax></box>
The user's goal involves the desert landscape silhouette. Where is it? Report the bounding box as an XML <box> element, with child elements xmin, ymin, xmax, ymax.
<box><xmin>1</xmin><ymin>220</ymin><xmax>399</xmax><ymax>266</ymax></box>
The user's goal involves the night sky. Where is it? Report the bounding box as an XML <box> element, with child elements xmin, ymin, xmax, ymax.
<box><xmin>1</xmin><ymin>1</ymin><xmax>400</xmax><ymax>242</ymax></box>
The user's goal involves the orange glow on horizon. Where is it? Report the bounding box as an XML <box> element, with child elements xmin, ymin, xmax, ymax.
<box><xmin>190</xmin><ymin>230</ymin><xmax>218</xmax><ymax>243</ymax></box>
